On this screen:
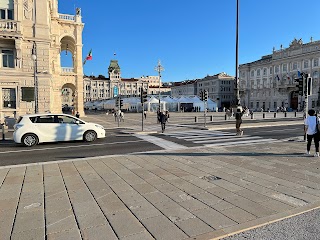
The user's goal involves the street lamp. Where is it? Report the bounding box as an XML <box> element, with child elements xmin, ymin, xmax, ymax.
<box><xmin>31</xmin><ymin>42</ymin><xmax>38</xmax><ymax>113</ymax></box>
<box><xmin>154</xmin><ymin>60</ymin><xmax>164</xmax><ymax>112</ymax></box>
<box><xmin>234</xmin><ymin>0</ymin><xmax>240</xmax><ymax>107</ymax></box>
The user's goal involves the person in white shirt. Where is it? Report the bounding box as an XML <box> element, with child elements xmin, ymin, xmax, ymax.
<box><xmin>304</xmin><ymin>109</ymin><xmax>320</xmax><ymax>157</ymax></box>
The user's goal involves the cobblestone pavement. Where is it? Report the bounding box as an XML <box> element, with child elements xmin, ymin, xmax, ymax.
<box><xmin>1</xmin><ymin>139</ymin><xmax>320</xmax><ymax>240</ymax></box>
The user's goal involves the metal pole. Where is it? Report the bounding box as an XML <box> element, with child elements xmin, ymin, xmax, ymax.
<box><xmin>142</xmin><ymin>103</ymin><xmax>144</xmax><ymax>132</ymax></box>
<box><xmin>32</xmin><ymin>42</ymin><xmax>38</xmax><ymax>113</ymax></box>
<box><xmin>235</xmin><ymin>0</ymin><xmax>240</xmax><ymax>107</ymax></box>
<box><xmin>155</xmin><ymin>60</ymin><xmax>164</xmax><ymax>112</ymax></box>
<box><xmin>304</xmin><ymin>73</ymin><xmax>308</xmax><ymax>142</ymax></box>
<box><xmin>204</xmin><ymin>101</ymin><xmax>207</xmax><ymax>128</ymax></box>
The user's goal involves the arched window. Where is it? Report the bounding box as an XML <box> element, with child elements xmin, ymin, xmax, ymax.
<box><xmin>313</xmin><ymin>71</ymin><xmax>318</xmax><ymax>78</ymax></box>
<box><xmin>251</xmin><ymin>70</ymin><xmax>254</xmax><ymax>77</ymax></box>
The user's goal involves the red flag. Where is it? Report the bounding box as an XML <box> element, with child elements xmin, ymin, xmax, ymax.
<box><xmin>83</xmin><ymin>49</ymin><xmax>92</xmax><ymax>65</ymax></box>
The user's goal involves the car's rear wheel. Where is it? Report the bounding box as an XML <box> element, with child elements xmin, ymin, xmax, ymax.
<box><xmin>22</xmin><ymin>133</ymin><xmax>38</xmax><ymax>147</ymax></box>
<box><xmin>83</xmin><ymin>130</ymin><xmax>97</xmax><ymax>142</ymax></box>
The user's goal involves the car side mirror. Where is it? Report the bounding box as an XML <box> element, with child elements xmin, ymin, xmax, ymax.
<box><xmin>75</xmin><ymin>120</ymin><xmax>80</xmax><ymax>125</ymax></box>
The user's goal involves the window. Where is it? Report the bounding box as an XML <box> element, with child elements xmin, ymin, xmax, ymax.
<box><xmin>282</xmin><ymin>64</ymin><xmax>287</xmax><ymax>72</ymax></box>
<box><xmin>269</xmin><ymin>67</ymin><xmax>273</xmax><ymax>74</ymax></box>
<box><xmin>0</xmin><ymin>9</ymin><xmax>13</xmax><ymax>20</ymax></box>
<box><xmin>2</xmin><ymin>50</ymin><xmax>14</xmax><ymax>68</ymax></box>
<box><xmin>2</xmin><ymin>88</ymin><xmax>16</xmax><ymax>108</ymax></box>
<box><xmin>21</xmin><ymin>87</ymin><xmax>34</xmax><ymax>102</ymax></box>
<box><xmin>275</xmin><ymin>66</ymin><xmax>279</xmax><ymax>73</ymax></box>
<box><xmin>263</xmin><ymin>68</ymin><xmax>267</xmax><ymax>76</ymax></box>
<box><xmin>251</xmin><ymin>70</ymin><xmax>254</xmax><ymax>77</ymax></box>
<box><xmin>314</xmin><ymin>59</ymin><xmax>319</xmax><ymax>67</ymax></box>
<box><xmin>257</xmin><ymin>69</ymin><xmax>261</xmax><ymax>76</ymax></box>
<box><xmin>293</xmin><ymin>62</ymin><xmax>297</xmax><ymax>70</ymax></box>
<box><xmin>304</xmin><ymin>60</ymin><xmax>309</xmax><ymax>69</ymax></box>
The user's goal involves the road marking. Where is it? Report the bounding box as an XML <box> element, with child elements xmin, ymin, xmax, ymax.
<box><xmin>0</xmin><ymin>139</ymin><xmax>145</xmax><ymax>154</ymax></box>
<box><xmin>195</xmin><ymin>136</ymin><xmax>263</xmax><ymax>144</ymax></box>
<box><xmin>204</xmin><ymin>138</ymin><xmax>278</xmax><ymax>147</ymax></box>
<box><xmin>134</xmin><ymin>134</ymin><xmax>187</xmax><ymax>150</ymax></box>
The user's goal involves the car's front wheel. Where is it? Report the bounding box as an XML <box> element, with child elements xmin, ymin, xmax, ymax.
<box><xmin>22</xmin><ymin>133</ymin><xmax>39</xmax><ymax>147</ymax></box>
<box><xmin>83</xmin><ymin>130</ymin><xmax>97</xmax><ymax>142</ymax></box>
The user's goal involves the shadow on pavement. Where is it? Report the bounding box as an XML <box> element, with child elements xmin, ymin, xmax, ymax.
<box><xmin>140</xmin><ymin>152</ymin><xmax>305</xmax><ymax>157</ymax></box>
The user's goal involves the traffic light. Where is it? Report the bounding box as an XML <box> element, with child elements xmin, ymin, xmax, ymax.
<box><xmin>200</xmin><ymin>91</ymin><xmax>204</xmax><ymax>101</ymax></box>
<box><xmin>115</xmin><ymin>97</ymin><xmax>120</xmax><ymax>107</ymax></box>
<box><xmin>295</xmin><ymin>78</ymin><xmax>304</xmax><ymax>96</ymax></box>
<box><xmin>307</xmin><ymin>75</ymin><xmax>312</xmax><ymax>96</ymax></box>
<box><xmin>120</xmin><ymin>99</ymin><xmax>123</xmax><ymax>108</ymax></box>
<box><xmin>204</xmin><ymin>90</ymin><xmax>208</xmax><ymax>101</ymax></box>
<box><xmin>141</xmin><ymin>90</ymin><xmax>148</xmax><ymax>103</ymax></box>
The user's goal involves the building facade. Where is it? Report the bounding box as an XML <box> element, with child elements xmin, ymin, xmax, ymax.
<box><xmin>239</xmin><ymin>38</ymin><xmax>320</xmax><ymax>111</ymax></box>
<box><xmin>0</xmin><ymin>0</ymin><xmax>84</xmax><ymax>120</ymax></box>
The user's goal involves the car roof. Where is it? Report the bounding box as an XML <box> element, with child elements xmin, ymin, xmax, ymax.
<box><xmin>21</xmin><ymin>113</ymin><xmax>76</xmax><ymax>118</ymax></box>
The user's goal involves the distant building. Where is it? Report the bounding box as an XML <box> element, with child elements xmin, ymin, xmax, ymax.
<box><xmin>171</xmin><ymin>72</ymin><xmax>235</xmax><ymax>108</ymax></box>
<box><xmin>239</xmin><ymin>38</ymin><xmax>320</xmax><ymax>111</ymax></box>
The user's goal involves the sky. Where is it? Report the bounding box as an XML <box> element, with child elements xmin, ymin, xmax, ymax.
<box><xmin>59</xmin><ymin>0</ymin><xmax>320</xmax><ymax>82</ymax></box>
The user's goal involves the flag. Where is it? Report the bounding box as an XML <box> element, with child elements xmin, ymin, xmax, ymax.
<box><xmin>83</xmin><ymin>49</ymin><xmax>92</xmax><ymax>65</ymax></box>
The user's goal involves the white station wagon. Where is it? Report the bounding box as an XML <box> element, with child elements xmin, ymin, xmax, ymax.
<box><xmin>13</xmin><ymin>113</ymin><xmax>106</xmax><ymax>147</ymax></box>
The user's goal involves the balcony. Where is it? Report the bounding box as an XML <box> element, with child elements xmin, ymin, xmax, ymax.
<box><xmin>58</xmin><ymin>14</ymin><xmax>82</xmax><ymax>23</ymax></box>
<box><xmin>61</xmin><ymin>67</ymin><xmax>75</xmax><ymax>75</ymax></box>
<box><xmin>0</xmin><ymin>20</ymin><xmax>20</xmax><ymax>35</ymax></box>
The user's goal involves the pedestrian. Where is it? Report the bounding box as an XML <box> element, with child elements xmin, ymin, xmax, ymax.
<box><xmin>304</xmin><ymin>109</ymin><xmax>320</xmax><ymax>157</ymax></box>
<box><xmin>165</xmin><ymin>110</ymin><xmax>170</xmax><ymax>122</ymax></box>
<box><xmin>119</xmin><ymin>111</ymin><xmax>124</xmax><ymax>122</ymax></box>
<box><xmin>114</xmin><ymin>111</ymin><xmax>117</xmax><ymax>122</ymax></box>
<box><xmin>157</xmin><ymin>110</ymin><xmax>161</xmax><ymax>123</ymax></box>
<box><xmin>159</xmin><ymin>111</ymin><xmax>167</xmax><ymax>133</ymax></box>
<box><xmin>235</xmin><ymin>108</ymin><xmax>243</xmax><ymax>136</ymax></box>
<box><xmin>75</xmin><ymin>111</ymin><xmax>80</xmax><ymax>118</ymax></box>
<box><xmin>144</xmin><ymin>110</ymin><xmax>147</xmax><ymax>119</ymax></box>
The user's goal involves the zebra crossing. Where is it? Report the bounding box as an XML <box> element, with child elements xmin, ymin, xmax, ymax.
<box><xmin>162</xmin><ymin>130</ymin><xmax>279</xmax><ymax>147</ymax></box>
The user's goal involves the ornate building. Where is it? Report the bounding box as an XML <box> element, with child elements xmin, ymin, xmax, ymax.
<box><xmin>0</xmin><ymin>0</ymin><xmax>84</xmax><ymax>119</ymax></box>
<box><xmin>239</xmin><ymin>38</ymin><xmax>320</xmax><ymax>111</ymax></box>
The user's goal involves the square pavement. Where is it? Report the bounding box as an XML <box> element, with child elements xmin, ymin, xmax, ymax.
<box><xmin>1</xmin><ymin>140</ymin><xmax>320</xmax><ymax>240</ymax></box>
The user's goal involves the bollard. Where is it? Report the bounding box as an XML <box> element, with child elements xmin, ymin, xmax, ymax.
<box><xmin>251</xmin><ymin>113</ymin><xmax>254</xmax><ymax>119</ymax></box>
<box><xmin>1</xmin><ymin>124</ymin><xmax>5</xmax><ymax>141</ymax></box>
<box><xmin>210</xmin><ymin>115</ymin><xmax>213</xmax><ymax>121</ymax></box>
<box><xmin>225</xmin><ymin>114</ymin><xmax>227</xmax><ymax>120</ymax></box>
<box><xmin>263</xmin><ymin>113</ymin><xmax>265</xmax><ymax>119</ymax></box>
<box><xmin>294</xmin><ymin>111</ymin><xmax>297</xmax><ymax>117</ymax></box>
<box><xmin>195</xmin><ymin>116</ymin><xmax>198</xmax><ymax>122</ymax></box>
<box><xmin>274</xmin><ymin>112</ymin><xmax>277</xmax><ymax>118</ymax></box>
<box><xmin>284</xmin><ymin>112</ymin><xmax>287</xmax><ymax>117</ymax></box>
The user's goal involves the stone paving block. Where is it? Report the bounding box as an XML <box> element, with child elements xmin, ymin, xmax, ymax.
<box><xmin>186</xmin><ymin>177</ymin><xmax>218</xmax><ymax>189</ymax></box>
<box><xmin>108</xmin><ymin>209</ymin><xmax>145</xmax><ymax>238</ymax></box>
<box><xmin>46</xmin><ymin>210</ymin><xmax>78</xmax><ymax>235</ymax></box>
<box><xmin>175</xmin><ymin>217</ymin><xmax>213</xmax><ymax>237</ymax></box>
<box><xmin>81</xmin><ymin>224</ymin><xmax>118</xmax><ymax>240</ymax></box>
<box><xmin>118</xmin><ymin>173</ymin><xmax>145</xmax><ymax>185</ymax></box>
<box><xmin>120</xmin><ymin>230</ymin><xmax>154</xmax><ymax>240</ymax></box>
<box><xmin>192</xmin><ymin>207</ymin><xmax>237</xmax><ymax>229</ymax></box>
<box><xmin>72</xmin><ymin>201</ymin><xmax>102</xmax><ymax>216</ymax></box>
<box><xmin>95</xmin><ymin>191</ymin><xmax>121</xmax><ymax>203</ymax></box>
<box><xmin>11</xmin><ymin>227</ymin><xmax>45</xmax><ymax>240</ymax></box>
<box><xmin>97</xmin><ymin>198</ymin><xmax>128</xmax><ymax>215</ymax></box>
<box><xmin>22</xmin><ymin>182</ymin><xmax>44</xmax><ymax>193</ymax></box>
<box><xmin>259</xmin><ymin>199</ymin><xmax>295</xmax><ymax>212</ymax></box>
<box><xmin>221</xmin><ymin>206</ymin><xmax>256</xmax><ymax>223</ymax></box>
<box><xmin>76</xmin><ymin>213</ymin><xmax>108</xmax><ymax>230</ymax></box>
<box><xmin>13</xmin><ymin>210</ymin><xmax>44</xmax><ymax>233</ymax></box>
<box><xmin>177</xmin><ymin>183</ymin><xmax>206</xmax><ymax>196</ymax></box>
<box><xmin>130</xmin><ymin>168</ymin><xmax>157</xmax><ymax>180</ymax></box>
<box><xmin>154</xmin><ymin>183</ymin><xmax>180</xmax><ymax>194</ymax></box>
<box><xmin>4</xmin><ymin>176</ymin><xmax>24</xmax><ymax>184</ymax></box>
<box><xmin>116</xmin><ymin>189</ymin><xmax>146</xmax><ymax>206</ymax></box>
<box><xmin>47</xmin><ymin>228</ymin><xmax>82</xmax><ymax>240</ymax></box>
<box><xmin>68</xmin><ymin>189</ymin><xmax>94</xmax><ymax>203</ymax></box>
<box><xmin>143</xmin><ymin>191</ymin><xmax>172</xmax><ymax>204</ymax></box>
<box><xmin>0</xmin><ymin>168</ymin><xmax>9</xmax><ymax>184</ymax></box>
<box><xmin>131</xmin><ymin>182</ymin><xmax>158</xmax><ymax>195</ymax></box>
<box><xmin>164</xmin><ymin>189</ymin><xmax>193</xmax><ymax>203</ymax></box>
<box><xmin>17</xmin><ymin>193</ymin><xmax>44</xmax><ymax>213</ymax></box>
<box><xmin>225</xmin><ymin>194</ymin><xmax>276</xmax><ymax>217</ymax></box>
<box><xmin>192</xmin><ymin>192</ymin><xmax>222</xmax><ymax>206</ymax></box>
<box><xmin>110</xmin><ymin>182</ymin><xmax>134</xmax><ymax>194</ymax></box>
<box><xmin>145</xmin><ymin>177</ymin><xmax>168</xmax><ymax>186</ymax></box>
<box><xmin>153</xmin><ymin>199</ymin><xmax>181</xmax><ymax>211</ymax></box>
<box><xmin>129</xmin><ymin>200</ymin><xmax>162</xmax><ymax>220</ymax></box>
<box><xmin>205</xmin><ymin>186</ymin><xmax>238</xmax><ymax>199</ymax></box>
<box><xmin>142</xmin><ymin>215</ymin><xmax>188</xmax><ymax>240</ymax></box>
<box><xmin>0</xmin><ymin>197</ymin><xmax>18</xmax><ymax>212</ymax></box>
<box><xmin>0</xmin><ymin>209</ymin><xmax>15</xmax><ymax>240</ymax></box>
<box><xmin>159</xmin><ymin>205</ymin><xmax>195</xmax><ymax>223</ymax></box>
<box><xmin>234</xmin><ymin>189</ymin><xmax>271</xmax><ymax>203</ymax></box>
<box><xmin>179</xmin><ymin>198</ymin><xmax>209</xmax><ymax>212</ymax></box>
<box><xmin>45</xmin><ymin>195</ymin><xmax>72</xmax><ymax>213</ymax></box>
<box><xmin>209</xmin><ymin>179</ymin><xmax>244</xmax><ymax>192</ymax></box>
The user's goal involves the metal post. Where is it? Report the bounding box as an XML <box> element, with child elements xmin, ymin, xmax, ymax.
<box><xmin>204</xmin><ymin>101</ymin><xmax>207</xmax><ymax>127</ymax></box>
<box><xmin>142</xmin><ymin>103</ymin><xmax>144</xmax><ymax>131</ymax></box>
<box><xmin>1</xmin><ymin>124</ymin><xmax>5</xmax><ymax>141</ymax></box>
<box><xmin>304</xmin><ymin>73</ymin><xmax>308</xmax><ymax>142</ymax></box>
<box><xmin>234</xmin><ymin>0</ymin><xmax>240</xmax><ymax>107</ymax></box>
<box><xmin>155</xmin><ymin>60</ymin><xmax>164</xmax><ymax>112</ymax></box>
<box><xmin>32</xmin><ymin>42</ymin><xmax>38</xmax><ymax>113</ymax></box>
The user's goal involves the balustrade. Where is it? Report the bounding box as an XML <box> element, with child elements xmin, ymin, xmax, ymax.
<box><xmin>61</xmin><ymin>67</ymin><xmax>75</xmax><ymax>73</ymax></box>
<box><xmin>0</xmin><ymin>20</ymin><xmax>18</xmax><ymax>32</ymax></box>
<box><xmin>59</xmin><ymin>14</ymin><xmax>75</xmax><ymax>21</ymax></box>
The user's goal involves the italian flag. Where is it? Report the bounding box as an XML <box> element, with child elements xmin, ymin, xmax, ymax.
<box><xmin>83</xmin><ymin>49</ymin><xmax>92</xmax><ymax>65</ymax></box>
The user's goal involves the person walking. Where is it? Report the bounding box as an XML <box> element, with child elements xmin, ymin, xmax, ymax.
<box><xmin>235</xmin><ymin>108</ymin><xmax>243</xmax><ymax>136</ymax></box>
<box><xmin>75</xmin><ymin>111</ymin><xmax>80</xmax><ymax>118</ymax></box>
<box><xmin>304</xmin><ymin>109</ymin><xmax>320</xmax><ymax>157</ymax></box>
<box><xmin>159</xmin><ymin>112</ymin><xmax>167</xmax><ymax>133</ymax></box>
<box><xmin>165</xmin><ymin>110</ymin><xmax>170</xmax><ymax>123</ymax></box>
<box><xmin>144</xmin><ymin>111</ymin><xmax>147</xmax><ymax>119</ymax></box>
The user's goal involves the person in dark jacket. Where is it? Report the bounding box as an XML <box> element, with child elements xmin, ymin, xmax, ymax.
<box><xmin>159</xmin><ymin>112</ymin><xmax>167</xmax><ymax>133</ymax></box>
<box><xmin>235</xmin><ymin>108</ymin><xmax>243</xmax><ymax>135</ymax></box>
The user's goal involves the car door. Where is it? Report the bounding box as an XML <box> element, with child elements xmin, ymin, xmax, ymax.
<box><xmin>58</xmin><ymin>115</ymin><xmax>84</xmax><ymax>141</ymax></box>
<box><xmin>33</xmin><ymin>115</ymin><xmax>61</xmax><ymax>142</ymax></box>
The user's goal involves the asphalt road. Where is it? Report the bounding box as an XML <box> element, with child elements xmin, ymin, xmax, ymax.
<box><xmin>0</xmin><ymin>124</ymin><xmax>302</xmax><ymax>167</ymax></box>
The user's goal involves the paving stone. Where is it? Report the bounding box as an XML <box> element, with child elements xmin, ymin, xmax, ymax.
<box><xmin>143</xmin><ymin>191</ymin><xmax>172</xmax><ymax>204</ymax></box>
<box><xmin>235</xmin><ymin>189</ymin><xmax>271</xmax><ymax>203</ymax></box>
<box><xmin>95</xmin><ymin>191</ymin><xmax>121</xmax><ymax>203</ymax></box>
<box><xmin>159</xmin><ymin>206</ymin><xmax>195</xmax><ymax>223</ymax></box>
<box><xmin>108</xmin><ymin>209</ymin><xmax>145</xmax><ymax>238</ymax></box>
<box><xmin>165</xmin><ymin>190</ymin><xmax>194</xmax><ymax>203</ymax></box>
<box><xmin>221</xmin><ymin>207</ymin><xmax>256</xmax><ymax>223</ymax></box>
<box><xmin>178</xmin><ymin>199</ymin><xmax>208</xmax><ymax>212</ymax></box>
<box><xmin>192</xmin><ymin>207</ymin><xmax>237</xmax><ymax>229</ymax></box>
<box><xmin>116</xmin><ymin>190</ymin><xmax>146</xmax><ymax>206</ymax></box>
<box><xmin>72</xmin><ymin>201</ymin><xmax>102</xmax><ymax>216</ymax></box>
<box><xmin>98</xmin><ymin>198</ymin><xmax>128</xmax><ymax>215</ymax></box>
<box><xmin>110</xmin><ymin>182</ymin><xmax>134</xmax><ymax>194</ymax></box>
<box><xmin>209</xmin><ymin>179</ymin><xmax>244</xmax><ymax>192</ymax></box>
<box><xmin>211</xmin><ymin>200</ymin><xmax>234</xmax><ymax>211</ymax></box>
<box><xmin>22</xmin><ymin>183</ymin><xmax>44</xmax><ymax>193</ymax></box>
<box><xmin>175</xmin><ymin>217</ymin><xmax>213</xmax><ymax>237</ymax></box>
<box><xmin>206</xmin><ymin>186</ymin><xmax>239</xmax><ymax>199</ymax></box>
<box><xmin>192</xmin><ymin>192</ymin><xmax>223</xmax><ymax>206</ymax></box>
<box><xmin>0</xmin><ymin>209</ymin><xmax>15</xmax><ymax>240</ymax></box>
<box><xmin>0</xmin><ymin>197</ymin><xmax>19</xmax><ymax>212</ymax></box>
<box><xmin>13</xmin><ymin>210</ymin><xmax>44</xmax><ymax>233</ymax></box>
<box><xmin>131</xmin><ymin>183</ymin><xmax>158</xmax><ymax>195</ymax></box>
<box><xmin>129</xmin><ymin>200</ymin><xmax>162</xmax><ymax>220</ymax></box>
<box><xmin>45</xmin><ymin>195</ymin><xmax>72</xmax><ymax>213</ymax></box>
<box><xmin>142</xmin><ymin>215</ymin><xmax>188</xmax><ymax>240</ymax></box>
<box><xmin>81</xmin><ymin>224</ymin><xmax>118</xmax><ymax>240</ymax></box>
<box><xmin>76</xmin><ymin>213</ymin><xmax>108</xmax><ymax>230</ymax></box>
<box><xmin>144</xmin><ymin>177</ymin><xmax>168</xmax><ymax>186</ymax></box>
<box><xmin>47</xmin><ymin>228</ymin><xmax>82</xmax><ymax>240</ymax></box>
<box><xmin>68</xmin><ymin>189</ymin><xmax>95</xmax><ymax>203</ymax></box>
<box><xmin>120</xmin><ymin>230</ymin><xmax>154</xmax><ymax>240</ymax></box>
<box><xmin>11</xmin><ymin>227</ymin><xmax>45</xmax><ymax>240</ymax></box>
<box><xmin>259</xmin><ymin>199</ymin><xmax>295</xmax><ymax>212</ymax></box>
<box><xmin>17</xmin><ymin>193</ymin><xmax>44</xmax><ymax>213</ymax></box>
<box><xmin>46</xmin><ymin>210</ymin><xmax>78</xmax><ymax>234</ymax></box>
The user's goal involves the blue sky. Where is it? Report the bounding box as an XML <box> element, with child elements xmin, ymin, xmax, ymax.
<box><xmin>59</xmin><ymin>0</ymin><xmax>320</xmax><ymax>82</ymax></box>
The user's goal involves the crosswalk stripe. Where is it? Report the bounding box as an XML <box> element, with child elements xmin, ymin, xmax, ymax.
<box><xmin>180</xmin><ymin>135</ymin><xmax>243</xmax><ymax>141</ymax></box>
<box><xmin>174</xmin><ymin>133</ymin><xmax>236</xmax><ymax>139</ymax></box>
<box><xmin>204</xmin><ymin>138</ymin><xmax>277</xmax><ymax>147</ymax></box>
<box><xmin>193</xmin><ymin>136</ymin><xmax>263</xmax><ymax>144</ymax></box>
<box><xmin>134</xmin><ymin>134</ymin><xmax>187</xmax><ymax>150</ymax></box>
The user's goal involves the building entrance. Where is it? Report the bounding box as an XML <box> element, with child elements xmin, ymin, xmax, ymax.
<box><xmin>290</xmin><ymin>91</ymin><xmax>299</xmax><ymax>110</ymax></box>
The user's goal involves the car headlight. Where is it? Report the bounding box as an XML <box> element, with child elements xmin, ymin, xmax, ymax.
<box><xmin>95</xmin><ymin>124</ymin><xmax>105</xmax><ymax>130</ymax></box>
